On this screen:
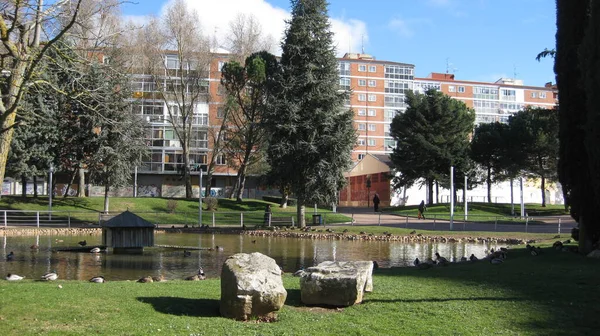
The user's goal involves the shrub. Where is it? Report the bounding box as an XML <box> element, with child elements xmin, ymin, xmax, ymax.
<box><xmin>166</xmin><ymin>199</ymin><xmax>178</xmax><ymax>213</ymax></box>
<box><xmin>262</xmin><ymin>196</ymin><xmax>297</xmax><ymax>206</ymax></box>
<box><xmin>204</xmin><ymin>197</ymin><xmax>218</xmax><ymax>211</ymax></box>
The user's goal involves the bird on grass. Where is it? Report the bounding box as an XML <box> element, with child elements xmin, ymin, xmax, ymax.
<box><xmin>435</xmin><ymin>252</ymin><xmax>448</xmax><ymax>264</ymax></box>
<box><xmin>6</xmin><ymin>251</ymin><xmax>14</xmax><ymax>261</ymax></box>
<box><xmin>6</xmin><ymin>273</ymin><xmax>24</xmax><ymax>281</ymax></box>
<box><xmin>373</xmin><ymin>261</ymin><xmax>379</xmax><ymax>270</ymax></box>
<box><xmin>78</xmin><ymin>240</ymin><xmax>87</xmax><ymax>247</ymax></box>
<box><xmin>41</xmin><ymin>271</ymin><xmax>58</xmax><ymax>281</ymax></box>
<box><xmin>137</xmin><ymin>276</ymin><xmax>153</xmax><ymax>283</ymax></box>
<box><xmin>90</xmin><ymin>247</ymin><xmax>101</xmax><ymax>253</ymax></box>
<box><xmin>183</xmin><ymin>250</ymin><xmax>192</xmax><ymax>257</ymax></box>
<box><xmin>89</xmin><ymin>276</ymin><xmax>105</xmax><ymax>283</ymax></box>
<box><xmin>152</xmin><ymin>275</ymin><xmax>166</xmax><ymax>282</ymax></box>
<box><xmin>185</xmin><ymin>268</ymin><xmax>206</xmax><ymax>281</ymax></box>
<box><xmin>460</xmin><ymin>256</ymin><xmax>468</xmax><ymax>262</ymax></box>
<box><xmin>413</xmin><ymin>258</ymin><xmax>420</xmax><ymax>266</ymax></box>
<box><xmin>469</xmin><ymin>254</ymin><xmax>478</xmax><ymax>262</ymax></box>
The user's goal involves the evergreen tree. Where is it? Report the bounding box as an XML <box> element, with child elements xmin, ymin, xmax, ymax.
<box><xmin>389</xmin><ymin>89</ymin><xmax>475</xmax><ymax>205</ymax></box>
<box><xmin>264</xmin><ymin>0</ymin><xmax>356</xmax><ymax>227</ymax></box>
<box><xmin>508</xmin><ymin>107</ymin><xmax>559</xmax><ymax>207</ymax></box>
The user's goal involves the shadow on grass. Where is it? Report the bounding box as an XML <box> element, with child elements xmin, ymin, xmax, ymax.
<box><xmin>284</xmin><ymin>289</ymin><xmax>302</xmax><ymax>307</ymax></box>
<box><xmin>364</xmin><ymin>297</ymin><xmax>529</xmax><ymax>304</ymax></box>
<box><xmin>137</xmin><ymin>297</ymin><xmax>220</xmax><ymax>317</ymax></box>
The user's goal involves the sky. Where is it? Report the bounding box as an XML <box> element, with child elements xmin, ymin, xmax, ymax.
<box><xmin>121</xmin><ymin>0</ymin><xmax>556</xmax><ymax>87</ymax></box>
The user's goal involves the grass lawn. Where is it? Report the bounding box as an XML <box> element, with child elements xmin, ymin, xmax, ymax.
<box><xmin>386</xmin><ymin>202</ymin><xmax>568</xmax><ymax>222</ymax></box>
<box><xmin>1</xmin><ymin>243</ymin><xmax>598</xmax><ymax>335</ymax></box>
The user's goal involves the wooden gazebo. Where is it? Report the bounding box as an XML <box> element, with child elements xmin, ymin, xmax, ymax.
<box><xmin>102</xmin><ymin>211</ymin><xmax>155</xmax><ymax>254</ymax></box>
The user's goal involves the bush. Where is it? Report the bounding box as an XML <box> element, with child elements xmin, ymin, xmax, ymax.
<box><xmin>262</xmin><ymin>196</ymin><xmax>297</xmax><ymax>206</ymax></box>
<box><xmin>204</xmin><ymin>197</ymin><xmax>218</xmax><ymax>211</ymax></box>
<box><xmin>166</xmin><ymin>199</ymin><xmax>178</xmax><ymax>213</ymax></box>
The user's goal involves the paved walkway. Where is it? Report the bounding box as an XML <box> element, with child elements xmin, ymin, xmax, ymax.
<box><xmin>335</xmin><ymin>207</ymin><xmax>576</xmax><ymax>234</ymax></box>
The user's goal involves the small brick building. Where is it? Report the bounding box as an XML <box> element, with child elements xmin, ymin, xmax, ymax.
<box><xmin>339</xmin><ymin>154</ymin><xmax>392</xmax><ymax>207</ymax></box>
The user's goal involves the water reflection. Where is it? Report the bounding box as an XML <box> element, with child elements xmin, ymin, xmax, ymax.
<box><xmin>0</xmin><ymin>233</ymin><xmax>501</xmax><ymax>281</ymax></box>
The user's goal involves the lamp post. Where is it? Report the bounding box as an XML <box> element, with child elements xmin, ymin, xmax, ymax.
<box><xmin>48</xmin><ymin>165</ymin><xmax>54</xmax><ymax>220</ymax></box>
<box><xmin>198</xmin><ymin>169</ymin><xmax>203</xmax><ymax>227</ymax></box>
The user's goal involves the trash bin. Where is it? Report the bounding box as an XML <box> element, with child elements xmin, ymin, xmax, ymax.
<box><xmin>312</xmin><ymin>214</ymin><xmax>322</xmax><ymax>225</ymax></box>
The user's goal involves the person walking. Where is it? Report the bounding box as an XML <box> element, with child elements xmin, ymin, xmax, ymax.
<box><xmin>373</xmin><ymin>193</ymin><xmax>381</xmax><ymax>212</ymax></box>
<box><xmin>418</xmin><ymin>200</ymin><xmax>426</xmax><ymax>219</ymax></box>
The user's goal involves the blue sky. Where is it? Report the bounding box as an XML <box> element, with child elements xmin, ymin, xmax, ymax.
<box><xmin>122</xmin><ymin>0</ymin><xmax>556</xmax><ymax>86</ymax></box>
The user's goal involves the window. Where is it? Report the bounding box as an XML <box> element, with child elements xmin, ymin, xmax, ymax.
<box><xmin>358</xmin><ymin>94</ymin><xmax>366</xmax><ymax>101</ymax></box>
<box><xmin>218</xmin><ymin>61</ymin><xmax>226</xmax><ymax>71</ymax></box>
<box><xmin>357</xmin><ymin>123</ymin><xmax>366</xmax><ymax>130</ymax></box>
<box><xmin>358</xmin><ymin>79</ymin><xmax>366</xmax><ymax>86</ymax></box>
<box><xmin>357</xmin><ymin>109</ymin><xmax>366</xmax><ymax>116</ymax></box>
<box><xmin>473</xmin><ymin>86</ymin><xmax>499</xmax><ymax>100</ymax></box>
<box><xmin>102</xmin><ymin>56</ymin><xmax>111</xmax><ymax>65</ymax></box>
<box><xmin>358</xmin><ymin>64</ymin><xmax>367</xmax><ymax>72</ymax></box>
<box><xmin>338</xmin><ymin>62</ymin><xmax>351</xmax><ymax>76</ymax></box>
<box><xmin>385</xmin><ymin>80</ymin><xmax>411</xmax><ymax>94</ymax></box>
<box><xmin>368</xmin><ymin>109</ymin><xmax>376</xmax><ymax>116</ymax></box>
<box><xmin>539</xmin><ymin>92</ymin><xmax>547</xmax><ymax>99</ymax></box>
<box><xmin>357</xmin><ymin>139</ymin><xmax>366</xmax><ymax>146</ymax></box>
<box><xmin>368</xmin><ymin>80</ymin><xmax>376</xmax><ymax>87</ymax></box>
<box><xmin>385</xmin><ymin>139</ymin><xmax>396</xmax><ymax>149</ymax></box>
<box><xmin>368</xmin><ymin>139</ymin><xmax>376</xmax><ymax>146</ymax></box>
<box><xmin>217</xmin><ymin>106</ymin><xmax>226</xmax><ymax>118</ymax></box>
<box><xmin>531</xmin><ymin>92</ymin><xmax>538</xmax><ymax>98</ymax></box>
<box><xmin>358</xmin><ymin>153</ymin><xmax>366</xmax><ymax>160</ymax></box>
<box><xmin>216</xmin><ymin>154</ymin><xmax>226</xmax><ymax>165</ymax></box>
<box><xmin>339</xmin><ymin>77</ymin><xmax>351</xmax><ymax>91</ymax></box>
<box><xmin>458</xmin><ymin>86</ymin><xmax>465</xmax><ymax>93</ymax></box>
<box><xmin>368</xmin><ymin>124</ymin><xmax>376</xmax><ymax>131</ymax></box>
<box><xmin>384</xmin><ymin>96</ymin><xmax>405</xmax><ymax>108</ymax></box>
<box><xmin>217</xmin><ymin>84</ymin><xmax>226</xmax><ymax>96</ymax></box>
<box><xmin>385</xmin><ymin>65</ymin><xmax>414</xmax><ymax>80</ymax></box>
<box><xmin>448</xmin><ymin>85</ymin><xmax>455</xmax><ymax>92</ymax></box>
<box><xmin>369</xmin><ymin>65</ymin><xmax>376</xmax><ymax>72</ymax></box>
<box><xmin>368</xmin><ymin>94</ymin><xmax>376</xmax><ymax>102</ymax></box>
<box><xmin>165</xmin><ymin>55</ymin><xmax>179</xmax><ymax>69</ymax></box>
<box><xmin>501</xmin><ymin>89</ymin><xmax>517</xmax><ymax>101</ymax></box>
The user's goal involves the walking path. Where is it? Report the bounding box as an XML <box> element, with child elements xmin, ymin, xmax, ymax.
<box><xmin>335</xmin><ymin>207</ymin><xmax>576</xmax><ymax>234</ymax></box>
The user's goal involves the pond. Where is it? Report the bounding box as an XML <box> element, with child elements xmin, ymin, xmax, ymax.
<box><xmin>1</xmin><ymin>233</ymin><xmax>501</xmax><ymax>281</ymax></box>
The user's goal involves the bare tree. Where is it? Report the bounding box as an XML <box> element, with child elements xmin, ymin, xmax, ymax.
<box><xmin>137</xmin><ymin>0</ymin><xmax>212</xmax><ymax>198</ymax></box>
<box><xmin>225</xmin><ymin>13</ymin><xmax>275</xmax><ymax>62</ymax></box>
<box><xmin>0</xmin><ymin>0</ymin><xmax>89</xmax><ymax>194</ymax></box>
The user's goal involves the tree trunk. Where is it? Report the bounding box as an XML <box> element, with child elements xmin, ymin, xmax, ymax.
<box><xmin>63</xmin><ymin>168</ymin><xmax>77</xmax><ymax>198</ymax></box>
<box><xmin>21</xmin><ymin>175</ymin><xmax>27</xmax><ymax>198</ymax></box>
<box><xmin>578</xmin><ymin>208</ymin><xmax>594</xmax><ymax>254</ymax></box>
<box><xmin>103</xmin><ymin>184</ymin><xmax>110</xmax><ymax>213</ymax></box>
<box><xmin>33</xmin><ymin>176</ymin><xmax>38</xmax><ymax>198</ymax></box>
<box><xmin>205</xmin><ymin>163</ymin><xmax>214</xmax><ymax>199</ymax></box>
<box><xmin>427</xmin><ymin>179</ymin><xmax>434</xmax><ymax>206</ymax></box>
<box><xmin>487</xmin><ymin>166</ymin><xmax>492</xmax><ymax>203</ymax></box>
<box><xmin>234</xmin><ymin>163</ymin><xmax>248</xmax><ymax>202</ymax></box>
<box><xmin>0</xmin><ymin>108</ymin><xmax>19</xmax><ymax>200</ymax></box>
<box><xmin>435</xmin><ymin>181</ymin><xmax>439</xmax><ymax>204</ymax></box>
<box><xmin>183</xmin><ymin>150</ymin><xmax>192</xmax><ymax>198</ymax></box>
<box><xmin>540</xmin><ymin>174</ymin><xmax>546</xmax><ymax>207</ymax></box>
<box><xmin>228</xmin><ymin>179</ymin><xmax>238</xmax><ymax>199</ymax></box>
<box><xmin>297</xmin><ymin>197</ymin><xmax>305</xmax><ymax>228</ymax></box>
<box><xmin>280</xmin><ymin>192</ymin><xmax>288</xmax><ymax>208</ymax></box>
<box><xmin>510</xmin><ymin>178</ymin><xmax>515</xmax><ymax>216</ymax></box>
<box><xmin>78</xmin><ymin>168</ymin><xmax>86</xmax><ymax>197</ymax></box>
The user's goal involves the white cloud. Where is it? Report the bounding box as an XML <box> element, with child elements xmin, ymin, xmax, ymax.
<box><xmin>388</xmin><ymin>17</ymin><xmax>433</xmax><ymax>38</ymax></box>
<box><xmin>157</xmin><ymin>0</ymin><xmax>367</xmax><ymax>56</ymax></box>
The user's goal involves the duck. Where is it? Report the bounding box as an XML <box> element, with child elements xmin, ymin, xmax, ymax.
<box><xmin>6</xmin><ymin>273</ymin><xmax>24</xmax><ymax>281</ymax></box>
<box><xmin>152</xmin><ymin>275</ymin><xmax>166</xmax><ymax>282</ymax></box>
<box><xmin>413</xmin><ymin>258</ymin><xmax>420</xmax><ymax>266</ymax></box>
<box><xmin>434</xmin><ymin>252</ymin><xmax>448</xmax><ymax>264</ymax></box>
<box><xmin>30</xmin><ymin>244</ymin><xmax>39</xmax><ymax>250</ymax></box>
<box><xmin>89</xmin><ymin>276</ymin><xmax>106</xmax><ymax>283</ymax></box>
<box><xmin>251</xmin><ymin>240</ymin><xmax>257</xmax><ymax>244</ymax></box>
<box><xmin>41</xmin><ymin>271</ymin><xmax>58</xmax><ymax>281</ymax></box>
<box><xmin>215</xmin><ymin>246</ymin><xmax>224</xmax><ymax>252</ymax></box>
<box><xmin>185</xmin><ymin>268</ymin><xmax>206</xmax><ymax>281</ymax></box>
<box><xmin>469</xmin><ymin>254</ymin><xmax>478</xmax><ymax>262</ymax></box>
<box><xmin>137</xmin><ymin>276</ymin><xmax>153</xmax><ymax>283</ymax></box>
<box><xmin>409</xmin><ymin>230</ymin><xmax>416</xmax><ymax>234</ymax></box>
<box><xmin>490</xmin><ymin>258</ymin><xmax>504</xmax><ymax>264</ymax></box>
<box><xmin>78</xmin><ymin>240</ymin><xmax>87</xmax><ymax>247</ymax></box>
<box><xmin>372</xmin><ymin>261</ymin><xmax>379</xmax><ymax>270</ymax></box>
<box><xmin>90</xmin><ymin>247</ymin><xmax>101</xmax><ymax>253</ymax></box>
<box><xmin>6</xmin><ymin>251</ymin><xmax>14</xmax><ymax>261</ymax></box>
<box><xmin>460</xmin><ymin>256</ymin><xmax>468</xmax><ymax>262</ymax></box>
<box><xmin>183</xmin><ymin>250</ymin><xmax>192</xmax><ymax>257</ymax></box>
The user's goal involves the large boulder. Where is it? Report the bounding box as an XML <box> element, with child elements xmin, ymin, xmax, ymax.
<box><xmin>299</xmin><ymin>261</ymin><xmax>373</xmax><ymax>307</ymax></box>
<box><xmin>220</xmin><ymin>252</ymin><xmax>287</xmax><ymax>320</ymax></box>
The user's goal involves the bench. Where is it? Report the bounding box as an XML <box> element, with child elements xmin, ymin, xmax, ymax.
<box><xmin>269</xmin><ymin>216</ymin><xmax>295</xmax><ymax>227</ymax></box>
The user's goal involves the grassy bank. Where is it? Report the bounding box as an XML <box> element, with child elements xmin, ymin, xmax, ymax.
<box><xmin>1</xmin><ymin>244</ymin><xmax>598</xmax><ymax>335</ymax></box>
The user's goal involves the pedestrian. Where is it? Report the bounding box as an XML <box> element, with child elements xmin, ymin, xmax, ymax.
<box><xmin>373</xmin><ymin>193</ymin><xmax>381</xmax><ymax>212</ymax></box>
<box><xmin>264</xmin><ymin>204</ymin><xmax>272</xmax><ymax>225</ymax></box>
<box><xmin>418</xmin><ymin>200</ymin><xmax>426</xmax><ymax>219</ymax></box>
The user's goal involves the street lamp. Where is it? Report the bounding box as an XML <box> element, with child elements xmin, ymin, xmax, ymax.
<box><xmin>198</xmin><ymin>169</ymin><xmax>203</xmax><ymax>227</ymax></box>
<box><xmin>48</xmin><ymin>165</ymin><xmax>54</xmax><ymax>220</ymax></box>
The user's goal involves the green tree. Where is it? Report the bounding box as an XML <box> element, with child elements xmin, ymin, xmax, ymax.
<box><xmin>470</xmin><ymin>122</ymin><xmax>511</xmax><ymax>203</ymax></box>
<box><xmin>509</xmin><ymin>107</ymin><xmax>559</xmax><ymax>207</ymax></box>
<box><xmin>264</xmin><ymin>0</ymin><xmax>356</xmax><ymax>227</ymax></box>
<box><xmin>221</xmin><ymin>51</ymin><xmax>279</xmax><ymax>202</ymax></box>
<box><xmin>389</xmin><ymin>89</ymin><xmax>475</xmax><ymax>205</ymax></box>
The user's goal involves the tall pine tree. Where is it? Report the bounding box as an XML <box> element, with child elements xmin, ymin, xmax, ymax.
<box><xmin>264</xmin><ymin>0</ymin><xmax>356</xmax><ymax>227</ymax></box>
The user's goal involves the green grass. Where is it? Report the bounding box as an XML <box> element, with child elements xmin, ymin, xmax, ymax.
<box><xmin>0</xmin><ymin>196</ymin><xmax>350</xmax><ymax>226</ymax></box>
<box><xmin>386</xmin><ymin>202</ymin><xmax>568</xmax><ymax>222</ymax></box>
<box><xmin>1</xmin><ymin>244</ymin><xmax>598</xmax><ymax>335</ymax></box>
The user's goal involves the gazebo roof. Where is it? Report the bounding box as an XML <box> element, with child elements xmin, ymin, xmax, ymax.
<box><xmin>102</xmin><ymin>211</ymin><xmax>155</xmax><ymax>228</ymax></box>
